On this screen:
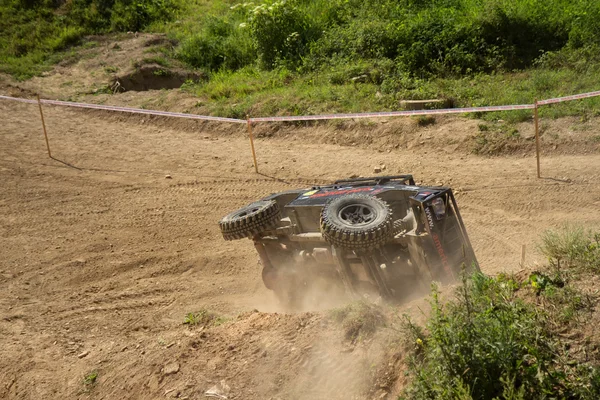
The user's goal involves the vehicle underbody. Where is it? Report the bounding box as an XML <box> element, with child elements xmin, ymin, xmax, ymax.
<box><xmin>219</xmin><ymin>175</ymin><xmax>479</xmax><ymax>307</ymax></box>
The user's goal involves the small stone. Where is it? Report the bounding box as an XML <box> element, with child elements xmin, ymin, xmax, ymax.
<box><xmin>77</xmin><ymin>350</ymin><xmax>90</xmax><ymax>359</ymax></box>
<box><xmin>165</xmin><ymin>175</ymin><xmax>172</xmax><ymax>179</ymax></box>
<box><xmin>163</xmin><ymin>362</ymin><xmax>180</xmax><ymax>375</ymax></box>
<box><xmin>381</xmin><ymin>164</ymin><xmax>387</xmax><ymax>171</ymax></box>
<box><xmin>373</xmin><ymin>167</ymin><xmax>382</xmax><ymax>173</ymax></box>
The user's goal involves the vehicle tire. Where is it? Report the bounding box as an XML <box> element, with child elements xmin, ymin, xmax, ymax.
<box><xmin>219</xmin><ymin>200</ymin><xmax>280</xmax><ymax>240</ymax></box>
<box><xmin>320</xmin><ymin>194</ymin><xmax>394</xmax><ymax>251</ymax></box>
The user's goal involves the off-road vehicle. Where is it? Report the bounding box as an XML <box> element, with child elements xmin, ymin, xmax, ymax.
<box><xmin>219</xmin><ymin>175</ymin><xmax>479</xmax><ymax>305</ymax></box>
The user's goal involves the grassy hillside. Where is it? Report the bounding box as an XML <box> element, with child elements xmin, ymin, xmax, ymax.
<box><xmin>0</xmin><ymin>0</ymin><xmax>179</xmax><ymax>79</ymax></box>
<box><xmin>3</xmin><ymin>0</ymin><xmax>600</xmax><ymax>120</ymax></box>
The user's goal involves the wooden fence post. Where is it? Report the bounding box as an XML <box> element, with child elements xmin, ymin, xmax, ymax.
<box><xmin>534</xmin><ymin>99</ymin><xmax>541</xmax><ymax>178</ymax></box>
<box><xmin>37</xmin><ymin>94</ymin><xmax>52</xmax><ymax>158</ymax></box>
<box><xmin>246</xmin><ymin>116</ymin><xmax>258</xmax><ymax>174</ymax></box>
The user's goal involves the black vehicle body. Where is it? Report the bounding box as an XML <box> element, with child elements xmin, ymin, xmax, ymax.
<box><xmin>219</xmin><ymin>175</ymin><xmax>479</xmax><ymax>305</ymax></box>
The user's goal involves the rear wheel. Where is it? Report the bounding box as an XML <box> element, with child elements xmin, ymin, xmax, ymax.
<box><xmin>320</xmin><ymin>194</ymin><xmax>394</xmax><ymax>251</ymax></box>
<box><xmin>219</xmin><ymin>200</ymin><xmax>280</xmax><ymax>240</ymax></box>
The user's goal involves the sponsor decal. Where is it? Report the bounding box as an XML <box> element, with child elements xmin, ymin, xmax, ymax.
<box><xmin>301</xmin><ymin>190</ymin><xmax>318</xmax><ymax>197</ymax></box>
<box><xmin>424</xmin><ymin>206</ymin><xmax>435</xmax><ymax>230</ymax></box>
<box><xmin>309</xmin><ymin>187</ymin><xmax>373</xmax><ymax>198</ymax></box>
<box><xmin>432</xmin><ymin>232</ymin><xmax>454</xmax><ymax>278</ymax></box>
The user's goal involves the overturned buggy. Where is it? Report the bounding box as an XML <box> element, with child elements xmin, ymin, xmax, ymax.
<box><xmin>219</xmin><ymin>175</ymin><xmax>479</xmax><ymax>305</ymax></box>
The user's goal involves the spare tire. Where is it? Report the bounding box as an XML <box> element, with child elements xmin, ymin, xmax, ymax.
<box><xmin>320</xmin><ymin>194</ymin><xmax>394</xmax><ymax>251</ymax></box>
<box><xmin>219</xmin><ymin>200</ymin><xmax>280</xmax><ymax>240</ymax></box>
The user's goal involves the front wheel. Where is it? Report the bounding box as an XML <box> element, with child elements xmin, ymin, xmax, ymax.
<box><xmin>320</xmin><ymin>194</ymin><xmax>394</xmax><ymax>252</ymax></box>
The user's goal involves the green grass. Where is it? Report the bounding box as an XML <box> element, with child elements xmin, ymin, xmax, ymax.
<box><xmin>4</xmin><ymin>0</ymin><xmax>600</xmax><ymax>122</ymax></box>
<box><xmin>181</xmin><ymin>64</ymin><xmax>600</xmax><ymax>121</ymax></box>
<box><xmin>329</xmin><ymin>301</ymin><xmax>386</xmax><ymax>343</ymax></box>
<box><xmin>403</xmin><ymin>274</ymin><xmax>600</xmax><ymax>399</ymax></box>
<box><xmin>0</xmin><ymin>0</ymin><xmax>179</xmax><ymax>80</ymax></box>
<box><xmin>401</xmin><ymin>227</ymin><xmax>600</xmax><ymax>399</ymax></box>
<box><xmin>183</xmin><ymin>308</ymin><xmax>228</xmax><ymax>327</ymax></box>
<box><xmin>539</xmin><ymin>226</ymin><xmax>600</xmax><ymax>272</ymax></box>
<box><xmin>154</xmin><ymin>0</ymin><xmax>600</xmax><ymax>119</ymax></box>
<box><xmin>83</xmin><ymin>370</ymin><xmax>98</xmax><ymax>386</ymax></box>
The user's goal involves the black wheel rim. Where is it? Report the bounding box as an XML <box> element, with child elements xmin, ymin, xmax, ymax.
<box><xmin>233</xmin><ymin>205</ymin><xmax>262</xmax><ymax>218</ymax></box>
<box><xmin>338</xmin><ymin>203</ymin><xmax>376</xmax><ymax>226</ymax></box>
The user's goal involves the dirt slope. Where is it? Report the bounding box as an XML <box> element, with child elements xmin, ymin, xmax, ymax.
<box><xmin>1</xmin><ymin>100</ymin><xmax>600</xmax><ymax>399</ymax></box>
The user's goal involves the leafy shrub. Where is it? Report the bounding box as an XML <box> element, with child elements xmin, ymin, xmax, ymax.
<box><xmin>568</xmin><ymin>1</ymin><xmax>600</xmax><ymax>48</ymax></box>
<box><xmin>183</xmin><ymin>308</ymin><xmax>227</xmax><ymax>327</ymax></box>
<box><xmin>177</xmin><ymin>24</ymin><xmax>254</xmax><ymax>71</ymax></box>
<box><xmin>48</xmin><ymin>26</ymin><xmax>86</xmax><ymax>51</ymax></box>
<box><xmin>67</xmin><ymin>0</ymin><xmax>178</xmax><ymax>33</ymax></box>
<box><xmin>539</xmin><ymin>226</ymin><xmax>600</xmax><ymax>271</ymax></box>
<box><xmin>403</xmin><ymin>272</ymin><xmax>600</xmax><ymax>399</ymax></box>
<box><xmin>248</xmin><ymin>0</ymin><xmax>318</xmax><ymax>69</ymax></box>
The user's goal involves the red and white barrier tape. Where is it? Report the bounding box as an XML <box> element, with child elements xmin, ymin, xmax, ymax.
<box><xmin>249</xmin><ymin>104</ymin><xmax>534</xmax><ymax>122</ymax></box>
<box><xmin>0</xmin><ymin>95</ymin><xmax>37</xmax><ymax>104</ymax></box>
<box><xmin>537</xmin><ymin>90</ymin><xmax>600</xmax><ymax>105</ymax></box>
<box><xmin>2</xmin><ymin>89</ymin><xmax>600</xmax><ymax>123</ymax></box>
<box><xmin>0</xmin><ymin>95</ymin><xmax>246</xmax><ymax>124</ymax></box>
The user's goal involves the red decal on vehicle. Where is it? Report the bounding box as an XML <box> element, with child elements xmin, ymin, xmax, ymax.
<box><xmin>310</xmin><ymin>187</ymin><xmax>373</xmax><ymax>198</ymax></box>
<box><xmin>432</xmin><ymin>232</ymin><xmax>454</xmax><ymax>279</ymax></box>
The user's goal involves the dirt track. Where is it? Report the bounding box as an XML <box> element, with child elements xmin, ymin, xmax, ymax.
<box><xmin>1</xmin><ymin>100</ymin><xmax>600</xmax><ymax>399</ymax></box>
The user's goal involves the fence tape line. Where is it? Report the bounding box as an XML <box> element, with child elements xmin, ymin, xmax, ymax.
<box><xmin>0</xmin><ymin>95</ymin><xmax>38</xmax><ymax>104</ymax></box>
<box><xmin>537</xmin><ymin>90</ymin><xmax>600</xmax><ymax>105</ymax></box>
<box><xmin>250</xmin><ymin>104</ymin><xmax>535</xmax><ymax>122</ymax></box>
<box><xmin>2</xmin><ymin>89</ymin><xmax>600</xmax><ymax>123</ymax></box>
<box><xmin>40</xmin><ymin>99</ymin><xmax>247</xmax><ymax>124</ymax></box>
<box><xmin>0</xmin><ymin>95</ymin><xmax>246</xmax><ymax>124</ymax></box>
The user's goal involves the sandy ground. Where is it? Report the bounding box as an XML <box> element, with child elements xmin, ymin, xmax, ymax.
<box><xmin>1</xmin><ymin>99</ymin><xmax>600</xmax><ymax>399</ymax></box>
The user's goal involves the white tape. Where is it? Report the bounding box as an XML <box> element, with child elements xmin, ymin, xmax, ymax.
<box><xmin>249</xmin><ymin>104</ymin><xmax>535</xmax><ymax>122</ymax></box>
<box><xmin>0</xmin><ymin>95</ymin><xmax>246</xmax><ymax>124</ymax></box>
<box><xmin>2</xmin><ymin>89</ymin><xmax>600</xmax><ymax>124</ymax></box>
<box><xmin>0</xmin><ymin>95</ymin><xmax>37</xmax><ymax>104</ymax></box>
<box><xmin>537</xmin><ymin>90</ymin><xmax>600</xmax><ymax>105</ymax></box>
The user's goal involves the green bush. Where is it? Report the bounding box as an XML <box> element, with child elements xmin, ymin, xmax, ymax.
<box><xmin>177</xmin><ymin>18</ymin><xmax>254</xmax><ymax>71</ymax></box>
<box><xmin>403</xmin><ymin>272</ymin><xmax>600</xmax><ymax>399</ymax></box>
<box><xmin>248</xmin><ymin>0</ymin><xmax>317</xmax><ymax>69</ymax></box>
<box><xmin>539</xmin><ymin>226</ymin><xmax>600</xmax><ymax>272</ymax></box>
<box><xmin>568</xmin><ymin>1</ymin><xmax>600</xmax><ymax>48</ymax></box>
<box><xmin>67</xmin><ymin>0</ymin><xmax>178</xmax><ymax>33</ymax></box>
<box><xmin>0</xmin><ymin>0</ymin><xmax>178</xmax><ymax>79</ymax></box>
